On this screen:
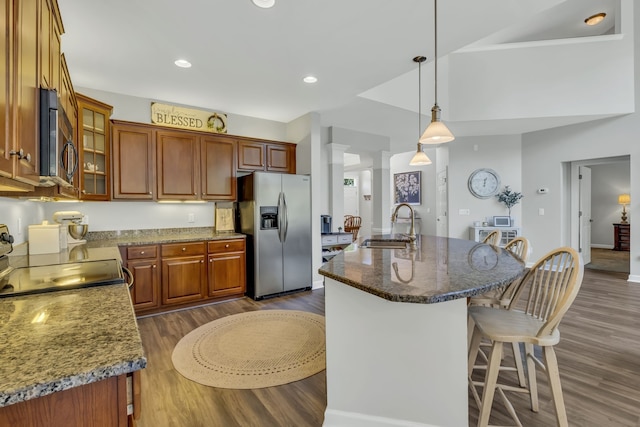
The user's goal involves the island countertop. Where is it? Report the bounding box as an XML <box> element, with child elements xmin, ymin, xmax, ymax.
<box><xmin>318</xmin><ymin>234</ymin><xmax>526</xmax><ymax>304</ymax></box>
<box><xmin>0</xmin><ymin>246</ymin><xmax>146</xmax><ymax>408</ymax></box>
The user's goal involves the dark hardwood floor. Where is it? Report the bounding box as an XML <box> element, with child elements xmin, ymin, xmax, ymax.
<box><xmin>136</xmin><ymin>269</ymin><xmax>640</xmax><ymax>427</ymax></box>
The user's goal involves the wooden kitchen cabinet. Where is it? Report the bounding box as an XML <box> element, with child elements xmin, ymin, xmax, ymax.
<box><xmin>161</xmin><ymin>242</ymin><xmax>207</xmax><ymax>305</ymax></box>
<box><xmin>207</xmin><ymin>239</ymin><xmax>246</xmax><ymax>298</ymax></box>
<box><xmin>237</xmin><ymin>139</ymin><xmax>296</xmax><ymax>173</ymax></box>
<box><xmin>156</xmin><ymin>129</ymin><xmax>200</xmax><ymax>200</ymax></box>
<box><xmin>0</xmin><ymin>374</ymin><xmax>129</xmax><ymax>427</ymax></box>
<box><xmin>200</xmin><ymin>135</ymin><xmax>236</xmax><ymax>200</ymax></box>
<box><xmin>12</xmin><ymin>0</ymin><xmax>40</xmax><ymax>186</ymax></box>
<box><xmin>123</xmin><ymin>245</ymin><xmax>160</xmax><ymax>311</ymax></box>
<box><xmin>39</xmin><ymin>0</ymin><xmax>62</xmax><ymax>93</ymax></box>
<box><xmin>77</xmin><ymin>93</ymin><xmax>113</xmax><ymax>200</ymax></box>
<box><xmin>112</xmin><ymin>120</ymin><xmax>155</xmax><ymax>200</ymax></box>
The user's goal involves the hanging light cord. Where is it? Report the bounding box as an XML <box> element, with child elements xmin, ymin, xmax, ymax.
<box><xmin>418</xmin><ymin>59</ymin><xmax>422</xmax><ymax>137</ymax></box>
<box><xmin>434</xmin><ymin>0</ymin><xmax>438</xmax><ymax>106</ymax></box>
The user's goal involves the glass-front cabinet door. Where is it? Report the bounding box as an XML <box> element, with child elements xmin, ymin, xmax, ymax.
<box><xmin>77</xmin><ymin>94</ymin><xmax>113</xmax><ymax>200</ymax></box>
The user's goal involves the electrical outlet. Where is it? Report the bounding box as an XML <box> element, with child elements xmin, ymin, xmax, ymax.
<box><xmin>188</xmin><ymin>213</ymin><xmax>195</xmax><ymax>223</ymax></box>
<box><xmin>538</xmin><ymin>208</ymin><xmax>545</xmax><ymax>216</ymax></box>
<box><xmin>459</xmin><ymin>209</ymin><xmax>470</xmax><ymax>215</ymax></box>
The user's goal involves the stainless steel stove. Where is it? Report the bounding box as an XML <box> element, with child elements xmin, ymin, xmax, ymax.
<box><xmin>0</xmin><ymin>224</ymin><xmax>126</xmax><ymax>298</ymax></box>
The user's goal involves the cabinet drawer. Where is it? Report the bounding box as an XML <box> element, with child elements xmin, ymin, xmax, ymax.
<box><xmin>127</xmin><ymin>245</ymin><xmax>158</xmax><ymax>260</ymax></box>
<box><xmin>208</xmin><ymin>239</ymin><xmax>245</xmax><ymax>254</ymax></box>
<box><xmin>161</xmin><ymin>241</ymin><xmax>206</xmax><ymax>257</ymax></box>
<box><xmin>322</xmin><ymin>235</ymin><xmax>338</xmax><ymax>245</ymax></box>
<box><xmin>338</xmin><ymin>234</ymin><xmax>352</xmax><ymax>244</ymax></box>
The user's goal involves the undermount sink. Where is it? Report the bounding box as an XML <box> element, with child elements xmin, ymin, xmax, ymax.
<box><xmin>360</xmin><ymin>239</ymin><xmax>409</xmax><ymax>249</ymax></box>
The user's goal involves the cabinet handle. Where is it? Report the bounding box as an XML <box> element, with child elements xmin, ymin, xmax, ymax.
<box><xmin>153</xmin><ymin>264</ymin><xmax>157</xmax><ymax>268</ymax></box>
<box><xmin>149</xmin><ymin>192</ymin><xmax>152</xmax><ymax>195</ymax></box>
<box><xmin>209</xmin><ymin>259</ymin><xmax>213</xmax><ymax>262</ymax></box>
<box><xmin>182</xmin><ymin>247</ymin><xmax>186</xmax><ymax>251</ymax></box>
<box><xmin>140</xmin><ymin>251</ymin><xmax>145</xmax><ymax>255</ymax></box>
<box><xmin>200</xmin><ymin>260</ymin><xmax>204</xmax><ymax>263</ymax></box>
<box><xmin>10</xmin><ymin>149</ymin><xmax>31</xmax><ymax>162</ymax></box>
<box><xmin>225</xmin><ymin>244</ymin><xmax>230</xmax><ymax>248</ymax></box>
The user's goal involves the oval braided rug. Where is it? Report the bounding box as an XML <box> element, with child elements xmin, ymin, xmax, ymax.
<box><xmin>171</xmin><ymin>310</ymin><xmax>326</xmax><ymax>389</ymax></box>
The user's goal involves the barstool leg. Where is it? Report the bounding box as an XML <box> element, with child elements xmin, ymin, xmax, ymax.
<box><xmin>525</xmin><ymin>343</ymin><xmax>538</xmax><ymax>412</ymax></box>
<box><xmin>477</xmin><ymin>341</ymin><xmax>503</xmax><ymax>427</ymax></box>
<box><xmin>511</xmin><ymin>342</ymin><xmax>527</xmax><ymax>387</ymax></box>
<box><xmin>543</xmin><ymin>346</ymin><xmax>568</xmax><ymax>427</ymax></box>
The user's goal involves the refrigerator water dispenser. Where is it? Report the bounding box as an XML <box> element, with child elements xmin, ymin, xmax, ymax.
<box><xmin>260</xmin><ymin>206</ymin><xmax>278</xmax><ymax>229</ymax></box>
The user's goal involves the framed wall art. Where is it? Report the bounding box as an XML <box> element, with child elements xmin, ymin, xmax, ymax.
<box><xmin>394</xmin><ymin>171</ymin><xmax>421</xmax><ymax>205</ymax></box>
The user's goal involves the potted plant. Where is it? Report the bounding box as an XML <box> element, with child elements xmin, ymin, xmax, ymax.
<box><xmin>496</xmin><ymin>186</ymin><xmax>523</xmax><ymax>224</ymax></box>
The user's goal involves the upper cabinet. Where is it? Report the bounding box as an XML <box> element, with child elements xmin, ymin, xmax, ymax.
<box><xmin>156</xmin><ymin>129</ymin><xmax>200</xmax><ymax>200</ymax></box>
<box><xmin>112</xmin><ymin>121</ymin><xmax>155</xmax><ymax>200</ymax></box>
<box><xmin>200</xmin><ymin>135</ymin><xmax>236</xmax><ymax>201</ymax></box>
<box><xmin>76</xmin><ymin>93</ymin><xmax>112</xmax><ymax>200</ymax></box>
<box><xmin>237</xmin><ymin>139</ymin><xmax>295</xmax><ymax>174</ymax></box>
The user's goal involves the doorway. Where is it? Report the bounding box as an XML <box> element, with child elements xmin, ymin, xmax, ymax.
<box><xmin>570</xmin><ymin>156</ymin><xmax>630</xmax><ymax>274</ymax></box>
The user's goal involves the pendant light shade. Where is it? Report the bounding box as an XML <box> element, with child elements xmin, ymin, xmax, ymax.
<box><xmin>421</xmin><ymin>0</ymin><xmax>454</xmax><ymax>144</ymax></box>
<box><xmin>410</xmin><ymin>143</ymin><xmax>432</xmax><ymax>165</ymax></box>
<box><xmin>410</xmin><ymin>56</ymin><xmax>432</xmax><ymax>166</ymax></box>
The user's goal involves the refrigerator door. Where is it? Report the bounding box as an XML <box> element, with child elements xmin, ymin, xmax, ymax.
<box><xmin>254</xmin><ymin>173</ymin><xmax>284</xmax><ymax>297</ymax></box>
<box><xmin>282</xmin><ymin>174</ymin><xmax>312</xmax><ymax>292</ymax></box>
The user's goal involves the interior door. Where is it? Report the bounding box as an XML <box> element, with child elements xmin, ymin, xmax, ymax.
<box><xmin>436</xmin><ymin>168</ymin><xmax>449</xmax><ymax>237</ymax></box>
<box><xmin>579</xmin><ymin>166</ymin><xmax>592</xmax><ymax>264</ymax></box>
<box><xmin>343</xmin><ymin>186</ymin><xmax>359</xmax><ymax>216</ymax></box>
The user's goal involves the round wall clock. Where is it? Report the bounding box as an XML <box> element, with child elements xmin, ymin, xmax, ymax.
<box><xmin>468</xmin><ymin>168</ymin><xmax>501</xmax><ymax>199</ymax></box>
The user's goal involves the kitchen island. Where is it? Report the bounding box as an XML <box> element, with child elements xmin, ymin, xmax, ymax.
<box><xmin>0</xmin><ymin>246</ymin><xmax>146</xmax><ymax>426</ymax></box>
<box><xmin>318</xmin><ymin>235</ymin><xmax>525</xmax><ymax>427</ymax></box>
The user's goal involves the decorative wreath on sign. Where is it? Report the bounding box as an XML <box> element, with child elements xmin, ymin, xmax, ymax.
<box><xmin>207</xmin><ymin>113</ymin><xmax>227</xmax><ymax>133</ymax></box>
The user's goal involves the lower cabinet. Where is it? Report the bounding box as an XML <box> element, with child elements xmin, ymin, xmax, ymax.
<box><xmin>123</xmin><ymin>238</ymin><xmax>246</xmax><ymax>315</ymax></box>
<box><xmin>0</xmin><ymin>374</ymin><xmax>131</xmax><ymax>427</ymax></box>
<box><xmin>125</xmin><ymin>245</ymin><xmax>160</xmax><ymax>311</ymax></box>
<box><xmin>208</xmin><ymin>239</ymin><xmax>246</xmax><ymax>298</ymax></box>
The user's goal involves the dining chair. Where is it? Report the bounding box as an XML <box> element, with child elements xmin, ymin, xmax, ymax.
<box><xmin>468</xmin><ymin>246</ymin><xmax>584</xmax><ymax>427</ymax></box>
<box><xmin>468</xmin><ymin>237</ymin><xmax>531</xmax><ymax>386</ymax></box>
<box><xmin>344</xmin><ymin>215</ymin><xmax>362</xmax><ymax>241</ymax></box>
<box><xmin>482</xmin><ymin>230</ymin><xmax>502</xmax><ymax>246</ymax></box>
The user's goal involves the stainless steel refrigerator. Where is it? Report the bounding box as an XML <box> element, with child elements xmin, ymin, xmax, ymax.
<box><xmin>238</xmin><ymin>172</ymin><xmax>312</xmax><ymax>299</ymax></box>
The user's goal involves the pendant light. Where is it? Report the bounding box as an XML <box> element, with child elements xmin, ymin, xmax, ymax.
<box><xmin>410</xmin><ymin>56</ymin><xmax>432</xmax><ymax>166</ymax></box>
<box><xmin>419</xmin><ymin>0</ymin><xmax>454</xmax><ymax>144</ymax></box>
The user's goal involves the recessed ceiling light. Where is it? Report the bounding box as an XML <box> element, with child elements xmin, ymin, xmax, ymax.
<box><xmin>252</xmin><ymin>0</ymin><xmax>275</xmax><ymax>8</ymax></box>
<box><xmin>174</xmin><ymin>59</ymin><xmax>192</xmax><ymax>68</ymax></box>
<box><xmin>584</xmin><ymin>12</ymin><xmax>606</xmax><ymax>26</ymax></box>
<box><xmin>303</xmin><ymin>76</ymin><xmax>318</xmax><ymax>84</ymax></box>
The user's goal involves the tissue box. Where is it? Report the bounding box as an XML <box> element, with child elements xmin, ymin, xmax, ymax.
<box><xmin>28</xmin><ymin>222</ymin><xmax>63</xmax><ymax>254</ymax></box>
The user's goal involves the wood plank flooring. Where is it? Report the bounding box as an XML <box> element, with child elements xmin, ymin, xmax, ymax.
<box><xmin>136</xmin><ymin>269</ymin><xmax>640</xmax><ymax>427</ymax></box>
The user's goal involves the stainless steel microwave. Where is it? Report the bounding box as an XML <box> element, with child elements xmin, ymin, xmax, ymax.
<box><xmin>39</xmin><ymin>88</ymin><xmax>78</xmax><ymax>188</ymax></box>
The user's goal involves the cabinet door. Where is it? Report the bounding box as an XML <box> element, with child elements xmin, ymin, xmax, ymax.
<box><xmin>156</xmin><ymin>130</ymin><xmax>199</xmax><ymax>200</ymax></box>
<box><xmin>128</xmin><ymin>258</ymin><xmax>160</xmax><ymax>311</ymax></box>
<box><xmin>14</xmin><ymin>0</ymin><xmax>39</xmax><ymax>184</ymax></box>
<box><xmin>208</xmin><ymin>252</ymin><xmax>246</xmax><ymax>298</ymax></box>
<box><xmin>266</xmin><ymin>143</ymin><xmax>294</xmax><ymax>173</ymax></box>
<box><xmin>0</xmin><ymin>0</ymin><xmax>12</xmax><ymax>176</ymax></box>
<box><xmin>161</xmin><ymin>256</ymin><xmax>206</xmax><ymax>305</ymax></box>
<box><xmin>77</xmin><ymin>94</ymin><xmax>112</xmax><ymax>200</ymax></box>
<box><xmin>201</xmin><ymin>136</ymin><xmax>236</xmax><ymax>200</ymax></box>
<box><xmin>237</xmin><ymin>140</ymin><xmax>265</xmax><ymax>171</ymax></box>
<box><xmin>112</xmin><ymin>122</ymin><xmax>155</xmax><ymax>199</ymax></box>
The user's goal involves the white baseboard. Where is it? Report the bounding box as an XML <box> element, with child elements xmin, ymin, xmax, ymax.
<box><xmin>627</xmin><ymin>275</ymin><xmax>640</xmax><ymax>283</ymax></box>
<box><xmin>312</xmin><ymin>279</ymin><xmax>324</xmax><ymax>290</ymax></box>
<box><xmin>323</xmin><ymin>409</ymin><xmax>439</xmax><ymax>427</ymax></box>
<box><xmin>590</xmin><ymin>244</ymin><xmax>613</xmax><ymax>249</ymax></box>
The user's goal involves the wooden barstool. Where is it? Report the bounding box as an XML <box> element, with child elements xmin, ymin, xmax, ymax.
<box><xmin>468</xmin><ymin>247</ymin><xmax>584</xmax><ymax>427</ymax></box>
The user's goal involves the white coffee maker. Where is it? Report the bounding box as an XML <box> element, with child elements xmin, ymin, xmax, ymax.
<box><xmin>53</xmin><ymin>210</ymin><xmax>88</xmax><ymax>246</ymax></box>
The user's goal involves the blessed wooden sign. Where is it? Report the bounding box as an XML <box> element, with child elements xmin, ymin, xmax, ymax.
<box><xmin>151</xmin><ymin>102</ymin><xmax>227</xmax><ymax>133</ymax></box>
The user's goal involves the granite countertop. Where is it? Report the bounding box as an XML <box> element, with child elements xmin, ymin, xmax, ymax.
<box><xmin>85</xmin><ymin>226</ymin><xmax>246</xmax><ymax>247</ymax></box>
<box><xmin>0</xmin><ymin>246</ymin><xmax>146</xmax><ymax>408</ymax></box>
<box><xmin>318</xmin><ymin>234</ymin><xmax>526</xmax><ymax>304</ymax></box>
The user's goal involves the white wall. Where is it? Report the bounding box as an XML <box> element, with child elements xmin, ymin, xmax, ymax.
<box><xmin>389</xmin><ymin>148</ymin><xmax>438</xmax><ymax>236</ymax></box>
<box><xmin>590</xmin><ymin>161</ymin><xmax>631</xmax><ymax>247</ymax></box>
<box><xmin>446</xmin><ymin>135</ymin><xmax>522</xmax><ymax>240</ymax></box>
<box><xmin>0</xmin><ymin>199</ymin><xmax>47</xmax><ymax>245</ymax></box>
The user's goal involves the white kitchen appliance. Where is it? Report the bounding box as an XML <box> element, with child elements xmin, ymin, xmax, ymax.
<box><xmin>53</xmin><ymin>210</ymin><xmax>88</xmax><ymax>245</ymax></box>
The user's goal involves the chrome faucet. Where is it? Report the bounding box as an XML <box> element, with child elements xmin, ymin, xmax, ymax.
<box><xmin>391</xmin><ymin>203</ymin><xmax>417</xmax><ymax>249</ymax></box>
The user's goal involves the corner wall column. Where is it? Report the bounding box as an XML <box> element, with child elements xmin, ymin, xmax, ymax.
<box><xmin>372</xmin><ymin>150</ymin><xmax>391</xmax><ymax>234</ymax></box>
<box><xmin>327</xmin><ymin>143</ymin><xmax>350</xmax><ymax>233</ymax></box>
